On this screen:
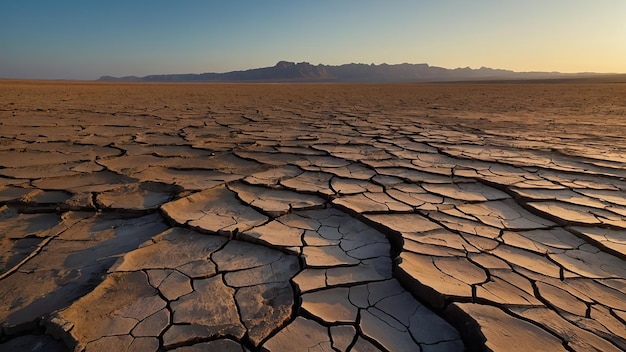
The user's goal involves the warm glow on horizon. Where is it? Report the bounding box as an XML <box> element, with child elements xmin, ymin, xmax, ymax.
<box><xmin>1</xmin><ymin>0</ymin><xmax>625</xmax><ymax>80</ymax></box>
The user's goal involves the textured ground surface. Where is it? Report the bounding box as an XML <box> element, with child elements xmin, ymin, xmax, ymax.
<box><xmin>1</xmin><ymin>80</ymin><xmax>626</xmax><ymax>351</ymax></box>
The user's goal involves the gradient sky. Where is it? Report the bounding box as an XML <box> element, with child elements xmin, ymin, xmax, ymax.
<box><xmin>1</xmin><ymin>0</ymin><xmax>625</xmax><ymax>80</ymax></box>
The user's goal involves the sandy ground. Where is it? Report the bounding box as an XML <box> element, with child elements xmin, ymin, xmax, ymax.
<box><xmin>1</xmin><ymin>80</ymin><xmax>625</xmax><ymax>351</ymax></box>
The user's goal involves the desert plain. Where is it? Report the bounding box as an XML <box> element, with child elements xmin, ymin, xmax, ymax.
<box><xmin>1</xmin><ymin>80</ymin><xmax>626</xmax><ymax>352</ymax></box>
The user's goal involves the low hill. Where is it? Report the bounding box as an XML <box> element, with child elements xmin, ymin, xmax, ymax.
<box><xmin>98</xmin><ymin>61</ymin><xmax>619</xmax><ymax>83</ymax></box>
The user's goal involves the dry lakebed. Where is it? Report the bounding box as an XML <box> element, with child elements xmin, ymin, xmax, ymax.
<box><xmin>1</xmin><ymin>80</ymin><xmax>626</xmax><ymax>351</ymax></box>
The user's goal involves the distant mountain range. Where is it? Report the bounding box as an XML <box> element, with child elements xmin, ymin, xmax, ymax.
<box><xmin>98</xmin><ymin>61</ymin><xmax>624</xmax><ymax>83</ymax></box>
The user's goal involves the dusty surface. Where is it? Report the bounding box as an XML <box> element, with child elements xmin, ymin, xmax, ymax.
<box><xmin>1</xmin><ymin>80</ymin><xmax>626</xmax><ymax>351</ymax></box>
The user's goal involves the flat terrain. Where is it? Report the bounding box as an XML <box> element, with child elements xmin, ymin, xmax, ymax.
<box><xmin>1</xmin><ymin>80</ymin><xmax>626</xmax><ymax>351</ymax></box>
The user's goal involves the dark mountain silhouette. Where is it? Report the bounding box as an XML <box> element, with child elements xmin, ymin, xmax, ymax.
<box><xmin>97</xmin><ymin>61</ymin><xmax>617</xmax><ymax>83</ymax></box>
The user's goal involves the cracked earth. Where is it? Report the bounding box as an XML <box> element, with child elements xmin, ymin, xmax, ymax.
<box><xmin>1</xmin><ymin>81</ymin><xmax>626</xmax><ymax>351</ymax></box>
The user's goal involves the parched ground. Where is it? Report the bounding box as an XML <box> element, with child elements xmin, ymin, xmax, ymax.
<box><xmin>1</xmin><ymin>80</ymin><xmax>625</xmax><ymax>352</ymax></box>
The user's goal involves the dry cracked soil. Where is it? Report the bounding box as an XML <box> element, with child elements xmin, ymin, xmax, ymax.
<box><xmin>1</xmin><ymin>80</ymin><xmax>626</xmax><ymax>351</ymax></box>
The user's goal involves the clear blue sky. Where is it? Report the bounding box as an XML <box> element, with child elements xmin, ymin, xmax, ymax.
<box><xmin>1</xmin><ymin>0</ymin><xmax>625</xmax><ymax>80</ymax></box>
